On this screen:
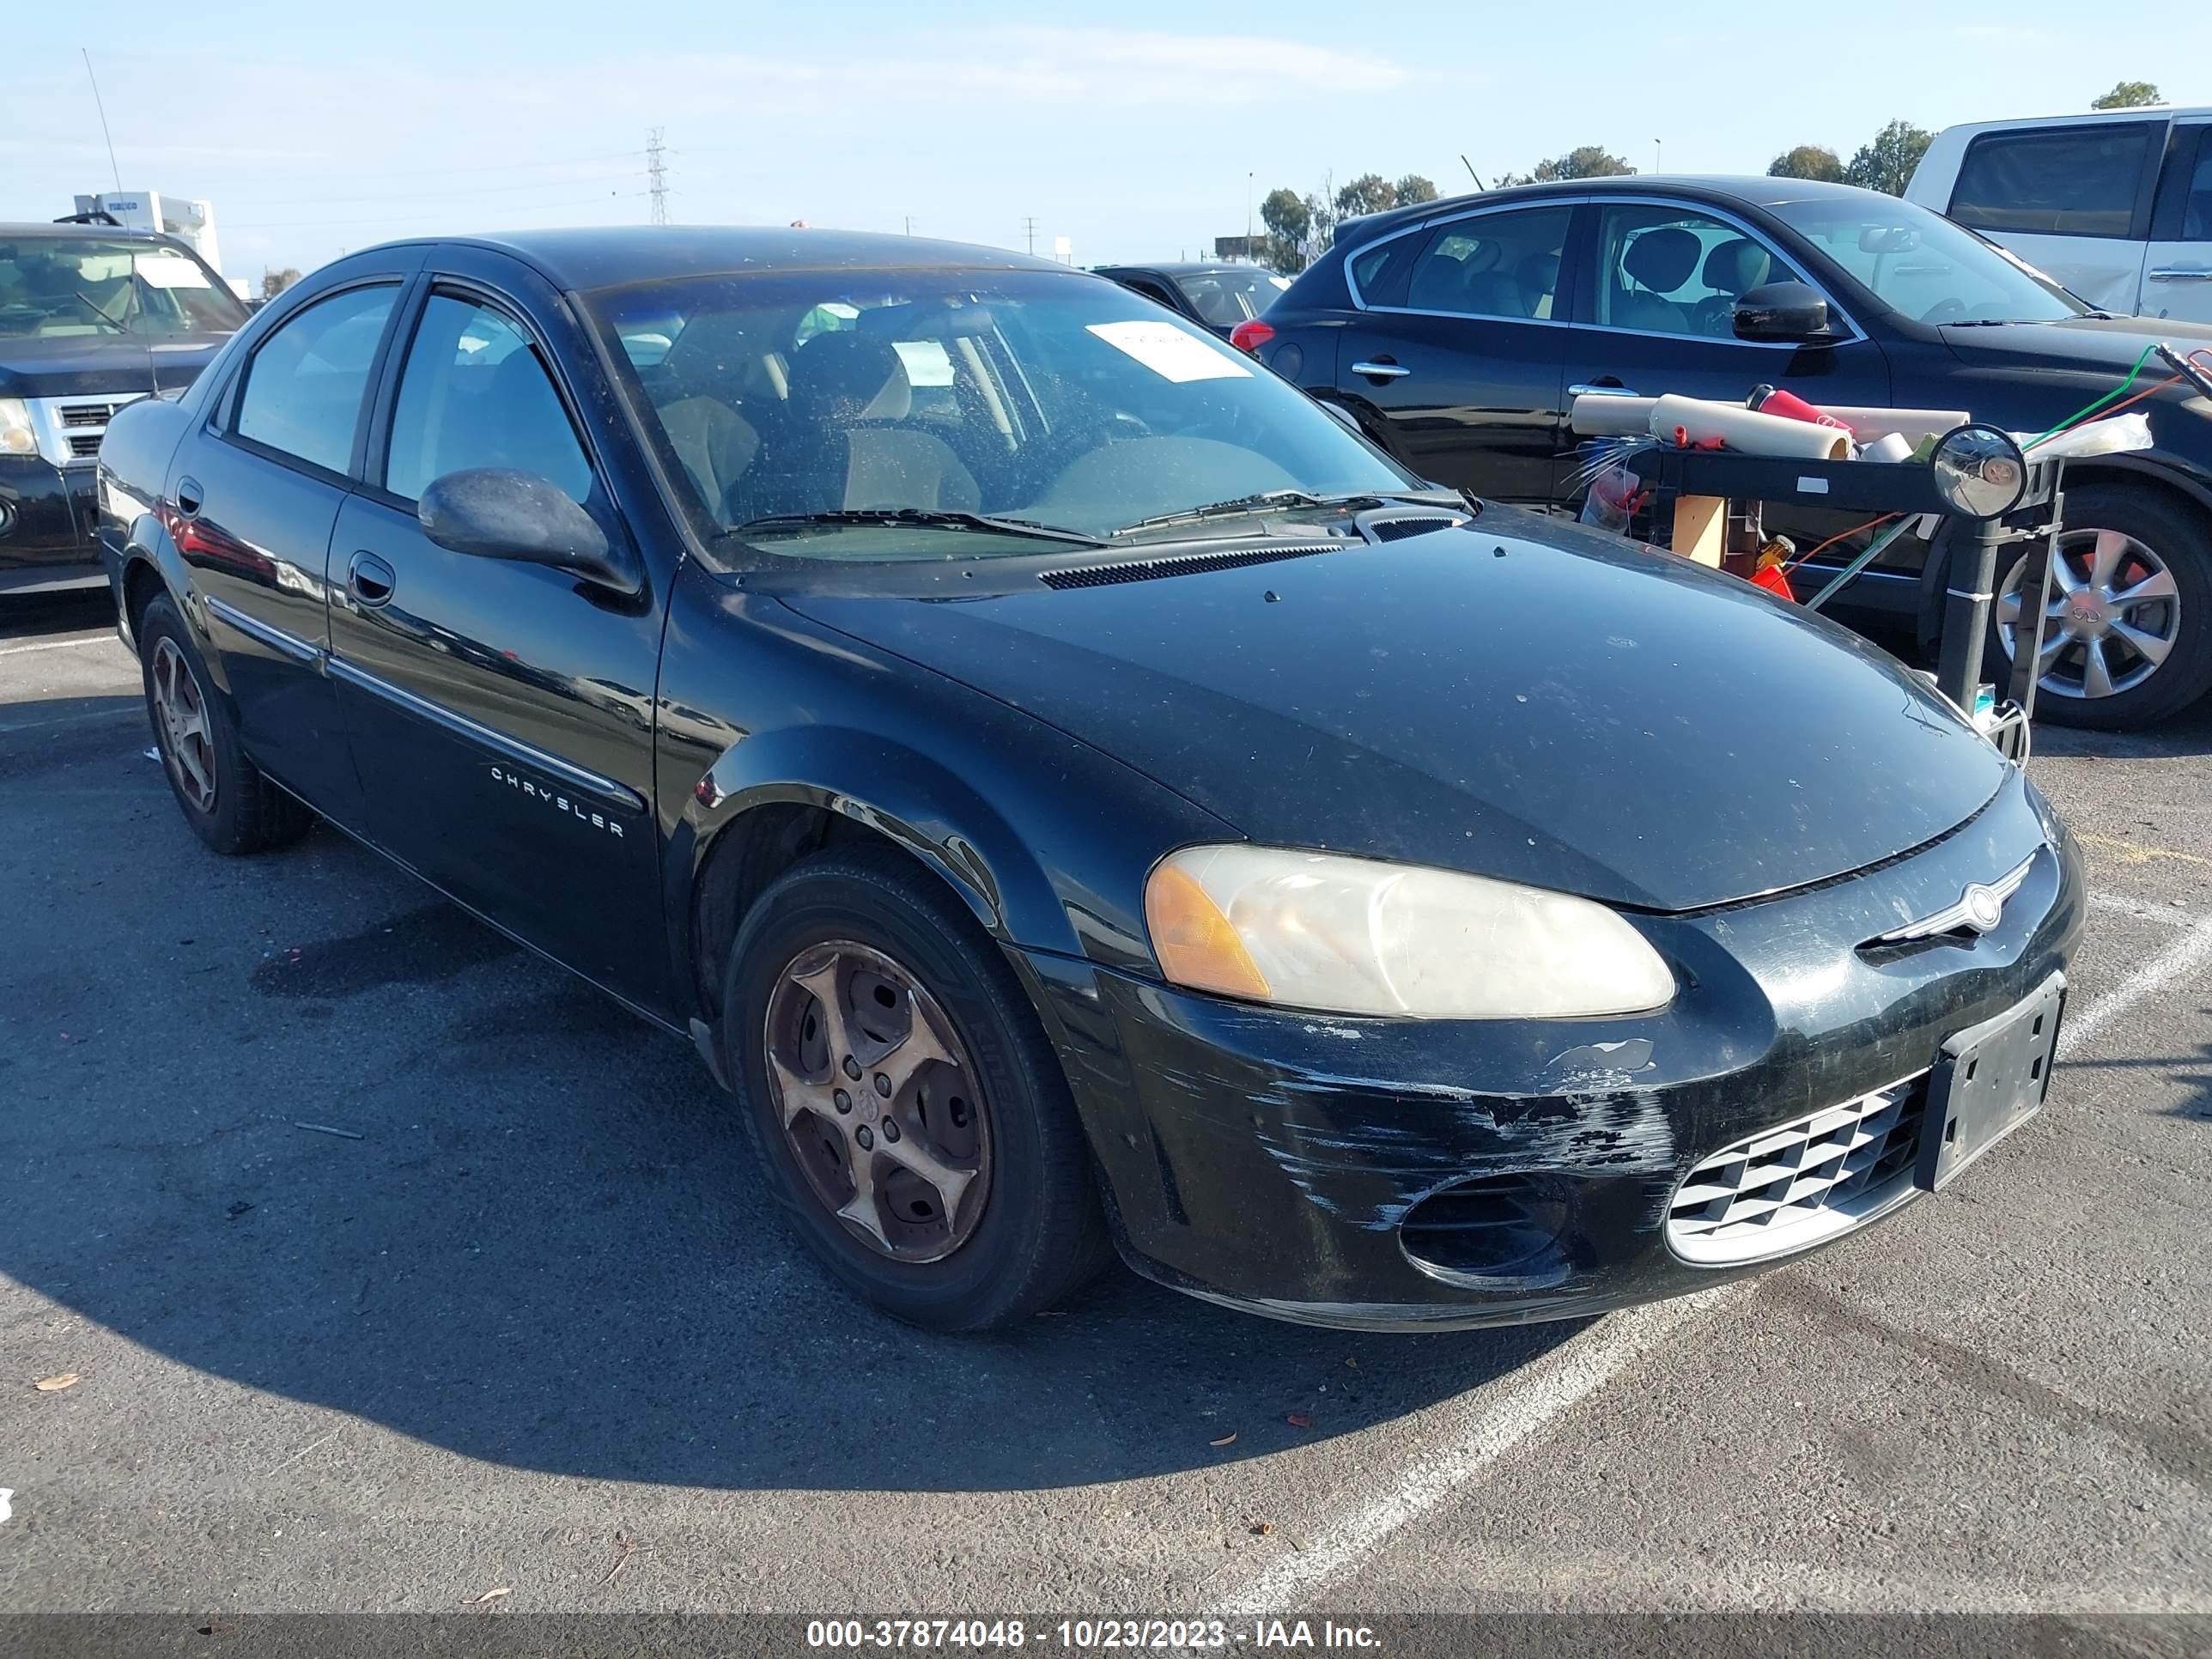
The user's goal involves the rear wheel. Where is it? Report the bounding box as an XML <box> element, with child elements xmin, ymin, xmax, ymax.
<box><xmin>1992</xmin><ymin>483</ymin><xmax>2212</xmax><ymax>730</ymax></box>
<box><xmin>137</xmin><ymin>592</ymin><xmax>315</xmax><ymax>854</ymax></box>
<box><xmin>722</xmin><ymin>847</ymin><xmax>1110</xmax><ymax>1331</ymax></box>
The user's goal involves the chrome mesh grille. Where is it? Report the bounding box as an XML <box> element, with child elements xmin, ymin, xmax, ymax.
<box><xmin>1667</xmin><ymin>1076</ymin><xmax>1925</xmax><ymax>1264</ymax></box>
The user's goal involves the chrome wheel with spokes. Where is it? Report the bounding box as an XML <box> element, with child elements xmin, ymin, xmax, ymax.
<box><xmin>149</xmin><ymin>635</ymin><xmax>218</xmax><ymax>813</ymax></box>
<box><xmin>763</xmin><ymin>939</ymin><xmax>993</xmax><ymax>1263</ymax></box>
<box><xmin>1997</xmin><ymin>526</ymin><xmax>2180</xmax><ymax>702</ymax></box>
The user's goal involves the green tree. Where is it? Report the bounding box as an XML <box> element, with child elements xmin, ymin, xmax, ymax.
<box><xmin>1259</xmin><ymin>186</ymin><xmax>1312</xmax><ymax>275</ymax></box>
<box><xmin>1768</xmin><ymin>144</ymin><xmax>1845</xmax><ymax>182</ymax></box>
<box><xmin>1334</xmin><ymin>173</ymin><xmax>1399</xmax><ymax>220</ymax></box>
<box><xmin>1534</xmin><ymin>146</ymin><xmax>1634</xmax><ymax>182</ymax></box>
<box><xmin>260</xmin><ymin>267</ymin><xmax>301</xmax><ymax>301</ymax></box>
<box><xmin>1844</xmin><ymin>119</ymin><xmax>1933</xmax><ymax>196</ymax></box>
<box><xmin>2092</xmin><ymin>80</ymin><xmax>2161</xmax><ymax>109</ymax></box>
<box><xmin>1393</xmin><ymin>173</ymin><xmax>1439</xmax><ymax>207</ymax></box>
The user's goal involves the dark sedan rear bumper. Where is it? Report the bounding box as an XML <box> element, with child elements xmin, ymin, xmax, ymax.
<box><xmin>1019</xmin><ymin>769</ymin><xmax>2085</xmax><ymax>1331</ymax></box>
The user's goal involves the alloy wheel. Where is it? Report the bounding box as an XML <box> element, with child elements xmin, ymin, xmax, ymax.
<box><xmin>1996</xmin><ymin>527</ymin><xmax>2180</xmax><ymax>702</ymax></box>
<box><xmin>150</xmin><ymin>636</ymin><xmax>218</xmax><ymax>813</ymax></box>
<box><xmin>763</xmin><ymin>940</ymin><xmax>992</xmax><ymax>1263</ymax></box>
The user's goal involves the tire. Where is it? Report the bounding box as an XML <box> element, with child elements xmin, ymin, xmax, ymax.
<box><xmin>1990</xmin><ymin>483</ymin><xmax>2212</xmax><ymax>731</ymax></box>
<box><xmin>721</xmin><ymin>845</ymin><xmax>1111</xmax><ymax>1332</ymax></box>
<box><xmin>137</xmin><ymin>592</ymin><xmax>316</xmax><ymax>855</ymax></box>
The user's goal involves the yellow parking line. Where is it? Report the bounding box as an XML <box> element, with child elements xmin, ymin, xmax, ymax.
<box><xmin>2076</xmin><ymin>831</ymin><xmax>2212</xmax><ymax>869</ymax></box>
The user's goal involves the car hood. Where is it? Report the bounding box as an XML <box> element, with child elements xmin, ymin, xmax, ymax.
<box><xmin>1937</xmin><ymin>313</ymin><xmax>2212</xmax><ymax>373</ymax></box>
<box><xmin>0</xmin><ymin>334</ymin><xmax>228</xmax><ymax>399</ymax></box>
<box><xmin>781</xmin><ymin>511</ymin><xmax>2008</xmax><ymax>912</ymax></box>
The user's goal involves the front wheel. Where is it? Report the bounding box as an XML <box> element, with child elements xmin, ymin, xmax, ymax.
<box><xmin>721</xmin><ymin>847</ymin><xmax>1111</xmax><ymax>1331</ymax></box>
<box><xmin>1991</xmin><ymin>483</ymin><xmax>2212</xmax><ymax>730</ymax></box>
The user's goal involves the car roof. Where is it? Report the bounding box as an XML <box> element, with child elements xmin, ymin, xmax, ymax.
<box><xmin>1097</xmin><ymin>261</ymin><xmax>1269</xmax><ymax>276</ymax></box>
<box><xmin>1334</xmin><ymin>174</ymin><xmax>1894</xmax><ymax>248</ymax></box>
<box><xmin>361</xmin><ymin>226</ymin><xmax>1079</xmax><ymax>292</ymax></box>
<box><xmin>0</xmin><ymin>222</ymin><xmax>177</xmax><ymax>241</ymax></box>
<box><xmin>1932</xmin><ymin>106</ymin><xmax>2206</xmax><ymax>137</ymax></box>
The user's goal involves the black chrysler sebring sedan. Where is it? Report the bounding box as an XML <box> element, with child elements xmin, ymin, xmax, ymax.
<box><xmin>97</xmin><ymin>228</ymin><xmax>2083</xmax><ymax>1333</ymax></box>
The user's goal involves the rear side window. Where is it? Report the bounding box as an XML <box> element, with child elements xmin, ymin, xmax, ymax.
<box><xmin>1403</xmin><ymin>207</ymin><xmax>1572</xmax><ymax>320</ymax></box>
<box><xmin>233</xmin><ymin>285</ymin><xmax>396</xmax><ymax>474</ymax></box>
<box><xmin>1949</xmin><ymin>124</ymin><xmax>2155</xmax><ymax>237</ymax></box>
<box><xmin>384</xmin><ymin>294</ymin><xmax>593</xmax><ymax>504</ymax></box>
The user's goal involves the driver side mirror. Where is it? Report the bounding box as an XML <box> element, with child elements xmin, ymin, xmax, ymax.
<box><xmin>1733</xmin><ymin>281</ymin><xmax>1832</xmax><ymax>344</ymax></box>
<box><xmin>418</xmin><ymin>468</ymin><xmax>638</xmax><ymax>594</ymax></box>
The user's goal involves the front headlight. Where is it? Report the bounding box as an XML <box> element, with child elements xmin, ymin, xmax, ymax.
<box><xmin>1145</xmin><ymin>845</ymin><xmax>1674</xmax><ymax>1019</ymax></box>
<box><xmin>0</xmin><ymin>398</ymin><xmax>35</xmax><ymax>457</ymax></box>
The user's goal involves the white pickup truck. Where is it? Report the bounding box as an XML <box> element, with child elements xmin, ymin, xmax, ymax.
<box><xmin>1907</xmin><ymin>107</ymin><xmax>2212</xmax><ymax>320</ymax></box>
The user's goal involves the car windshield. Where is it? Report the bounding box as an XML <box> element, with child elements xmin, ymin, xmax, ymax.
<box><xmin>586</xmin><ymin>268</ymin><xmax>1413</xmax><ymax>561</ymax></box>
<box><xmin>1767</xmin><ymin>196</ymin><xmax>2088</xmax><ymax>327</ymax></box>
<box><xmin>1170</xmin><ymin>266</ymin><xmax>1290</xmax><ymax>328</ymax></box>
<box><xmin>0</xmin><ymin>234</ymin><xmax>247</xmax><ymax>339</ymax></box>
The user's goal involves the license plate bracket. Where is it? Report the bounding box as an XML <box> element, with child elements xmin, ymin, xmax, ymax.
<box><xmin>1917</xmin><ymin>972</ymin><xmax>2066</xmax><ymax>1192</ymax></box>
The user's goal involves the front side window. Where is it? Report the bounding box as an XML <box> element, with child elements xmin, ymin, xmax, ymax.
<box><xmin>587</xmin><ymin>268</ymin><xmax>1415</xmax><ymax>563</ymax></box>
<box><xmin>1589</xmin><ymin>204</ymin><xmax>1805</xmax><ymax>337</ymax></box>
<box><xmin>233</xmin><ymin>285</ymin><xmax>397</xmax><ymax>474</ymax></box>
<box><xmin>0</xmin><ymin>235</ymin><xmax>248</xmax><ymax>340</ymax></box>
<box><xmin>1949</xmin><ymin>124</ymin><xmax>2154</xmax><ymax>238</ymax></box>
<box><xmin>1403</xmin><ymin>207</ymin><xmax>1570</xmax><ymax>320</ymax></box>
<box><xmin>1768</xmin><ymin>195</ymin><xmax>2086</xmax><ymax>325</ymax></box>
<box><xmin>384</xmin><ymin>294</ymin><xmax>593</xmax><ymax>504</ymax></box>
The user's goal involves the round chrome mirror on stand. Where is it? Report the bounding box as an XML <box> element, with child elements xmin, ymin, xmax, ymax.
<box><xmin>1930</xmin><ymin>424</ymin><xmax>2028</xmax><ymax>520</ymax></box>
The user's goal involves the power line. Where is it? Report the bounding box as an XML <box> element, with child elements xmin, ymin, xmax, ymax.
<box><xmin>254</xmin><ymin>167</ymin><xmax>643</xmax><ymax>209</ymax></box>
<box><xmin>647</xmin><ymin>128</ymin><xmax>668</xmax><ymax>226</ymax></box>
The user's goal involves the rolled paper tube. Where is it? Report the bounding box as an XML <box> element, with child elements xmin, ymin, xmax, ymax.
<box><xmin>1749</xmin><ymin>386</ymin><xmax>1852</xmax><ymax>431</ymax></box>
<box><xmin>1646</xmin><ymin>394</ymin><xmax>1852</xmax><ymax>461</ymax></box>
<box><xmin>1570</xmin><ymin>393</ymin><xmax>1661</xmax><ymax>435</ymax></box>
<box><xmin>1811</xmin><ymin>405</ymin><xmax>1973</xmax><ymax>445</ymax></box>
<box><xmin>1861</xmin><ymin>431</ymin><xmax>1914</xmax><ymax>463</ymax></box>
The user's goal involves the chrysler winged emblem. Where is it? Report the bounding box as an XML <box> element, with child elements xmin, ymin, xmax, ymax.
<box><xmin>1877</xmin><ymin>854</ymin><xmax>2035</xmax><ymax>944</ymax></box>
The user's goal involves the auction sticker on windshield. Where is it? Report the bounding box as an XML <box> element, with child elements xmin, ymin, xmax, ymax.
<box><xmin>133</xmin><ymin>254</ymin><xmax>212</xmax><ymax>289</ymax></box>
<box><xmin>1086</xmin><ymin>319</ymin><xmax>1251</xmax><ymax>382</ymax></box>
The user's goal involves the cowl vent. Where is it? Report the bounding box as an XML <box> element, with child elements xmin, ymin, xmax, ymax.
<box><xmin>1038</xmin><ymin>543</ymin><xmax>1338</xmax><ymax>590</ymax></box>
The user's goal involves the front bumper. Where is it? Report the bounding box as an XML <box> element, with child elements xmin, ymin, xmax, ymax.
<box><xmin>1022</xmin><ymin>768</ymin><xmax>2084</xmax><ymax>1331</ymax></box>
<box><xmin>0</xmin><ymin>454</ymin><xmax>102</xmax><ymax>593</ymax></box>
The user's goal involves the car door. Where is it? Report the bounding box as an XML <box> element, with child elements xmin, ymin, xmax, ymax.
<box><xmin>1942</xmin><ymin>119</ymin><xmax>2165</xmax><ymax>313</ymax></box>
<box><xmin>176</xmin><ymin>264</ymin><xmax>416</xmax><ymax>818</ymax></box>
<box><xmin>2142</xmin><ymin>118</ymin><xmax>2212</xmax><ymax>323</ymax></box>
<box><xmin>1555</xmin><ymin>199</ymin><xmax>1893</xmax><ymax>503</ymax></box>
<box><xmin>324</xmin><ymin>258</ymin><xmax>671</xmax><ymax>1006</ymax></box>
<box><xmin>1328</xmin><ymin>202</ymin><xmax>1576</xmax><ymax>503</ymax></box>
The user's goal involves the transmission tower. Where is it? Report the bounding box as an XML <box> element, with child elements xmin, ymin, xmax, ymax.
<box><xmin>647</xmin><ymin>128</ymin><xmax>669</xmax><ymax>226</ymax></box>
<box><xmin>1022</xmin><ymin>216</ymin><xmax>1038</xmax><ymax>255</ymax></box>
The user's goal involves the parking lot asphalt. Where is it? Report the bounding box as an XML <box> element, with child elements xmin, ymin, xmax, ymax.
<box><xmin>1</xmin><ymin>587</ymin><xmax>2207</xmax><ymax>1617</ymax></box>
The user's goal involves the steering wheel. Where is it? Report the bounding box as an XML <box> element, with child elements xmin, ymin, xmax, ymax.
<box><xmin>1920</xmin><ymin>296</ymin><xmax>1969</xmax><ymax>325</ymax></box>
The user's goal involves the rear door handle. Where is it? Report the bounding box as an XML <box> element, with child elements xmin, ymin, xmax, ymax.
<box><xmin>1570</xmin><ymin>382</ymin><xmax>1642</xmax><ymax>398</ymax></box>
<box><xmin>348</xmin><ymin>551</ymin><xmax>396</xmax><ymax>608</ymax></box>
<box><xmin>1350</xmin><ymin>360</ymin><xmax>1410</xmax><ymax>381</ymax></box>
<box><xmin>2148</xmin><ymin>268</ymin><xmax>2212</xmax><ymax>282</ymax></box>
<box><xmin>173</xmin><ymin>476</ymin><xmax>203</xmax><ymax>517</ymax></box>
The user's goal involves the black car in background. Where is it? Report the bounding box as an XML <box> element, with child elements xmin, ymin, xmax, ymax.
<box><xmin>98</xmin><ymin>228</ymin><xmax>2078</xmax><ymax>1334</ymax></box>
<box><xmin>1259</xmin><ymin>176</ymin><xmax>2212</xmax><ymax>729</ymax></box>
<box><xmin>1093</xmin><ymin>260</ymin><xmax>1287</xmax><ymax>337</ymax></box>
<box><xmin>0</xmin><ymin>222</ymin><xmax>247</xmax><ymax>596</ymax></box>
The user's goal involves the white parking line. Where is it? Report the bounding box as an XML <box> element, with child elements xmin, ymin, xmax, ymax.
<box><xmin>0</xmin><ymin>635</ymin><xmax>114</xmax><ymax>659</ymax></box>
<box><xmin>1206</xmin><ymin>908</ymin><xmax>2212</xmax><ymax>1612</ymax></box>
<box><xmin>2087</xmin><ymin>890</ymin><xmax>2197</xmax><ymax>928</ymax></box>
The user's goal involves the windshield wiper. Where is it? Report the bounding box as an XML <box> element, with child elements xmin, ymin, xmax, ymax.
<box><xmin>73</xmin><ymin>290</ymin><xmax>131</xmax><ymax>334</ymax></box>
<box><xmin>1112</xmin><ymin>488</ymin><xmax>1473</xmax><ymax>538</ymax></box>
<box><xmin>728</xmin><ymin>507</ymin><xmax>1103</xmax><ymax>546</ymax></box>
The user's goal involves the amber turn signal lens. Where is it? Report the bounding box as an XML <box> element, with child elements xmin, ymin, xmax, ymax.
<box><xmin>1145</xmin><ymin>862</ymin><xmax>1272</xmax><ymax>1000</ymax></box>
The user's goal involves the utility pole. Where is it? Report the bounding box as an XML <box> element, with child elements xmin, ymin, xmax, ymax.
<box><xmin>1022</xmin><ymin>216</ymin><xmax>1038</xmax><ymax>256</ymax></box>
<box><xmin>1653</xmin><ymin>138</ymin><xmax>1663</xmax><ymax>175</ymax></box>
<box><xmin>647</xmin><ymin>127</ymin><xmax>669</xmax><ymax>226</ymax></box>
<box><xmin>1246</xmin><ymin>170</ymin><xmax>1254</xmax><ymax>251</ymax></box>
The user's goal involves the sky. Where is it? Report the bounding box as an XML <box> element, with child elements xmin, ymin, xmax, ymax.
<box><xmin>9</xmin><ymin>2</ymin><xmax>2210</xmax><ymax>286</ymax></box>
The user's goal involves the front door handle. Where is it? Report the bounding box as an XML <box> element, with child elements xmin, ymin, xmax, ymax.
<box><xmin>1350</xmin><ymin>359</ymin><xmax>1410</xmax><ymax>381</ymax></box>
<box><xmin>2148</xmin><ymin>267</ymin><xmax>2212</xmax><ymax>282</ymax></box>
<box><xmin>348</xmin><ymin>551</ymin><xmax>396</xmax><ymax>608</ymax></box>
<box><xmin>173</xmin><ymin>476</ymin><xmax>204</xmax><ymax>518</ymax></box>
<box><xmin>1570</xmin><ymin>382</ymin><xmax>1642</xmax><ymax>398</ymax></box>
